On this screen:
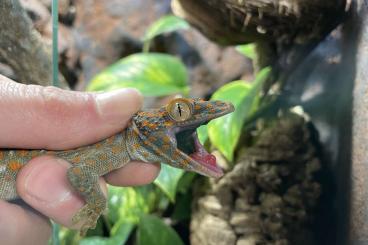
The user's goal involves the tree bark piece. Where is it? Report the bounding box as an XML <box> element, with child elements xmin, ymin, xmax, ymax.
<box><xmin>172</xmin><ymin>0</ymin><xmax>346</xmax><ymax>45</ymax></box>
<box><xmin>0</xmin><ymin>0</ymin><xmax>56</xmax><ymax>86</ymax></box>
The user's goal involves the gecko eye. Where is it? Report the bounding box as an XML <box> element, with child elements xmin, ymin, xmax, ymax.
<box><xmin>167</xmin><ymin>98</ymin><xmax>193</xmax><ymax>122</ymax></box>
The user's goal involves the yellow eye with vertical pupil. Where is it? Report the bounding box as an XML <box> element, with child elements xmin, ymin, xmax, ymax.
<box><xmin>167</xmin><ymin>98</ymin><xmax>193</xmax><ymax>122</ymax></box>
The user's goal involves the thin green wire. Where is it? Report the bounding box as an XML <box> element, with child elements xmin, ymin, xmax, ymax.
<box><xmin>51</xmin><ymin>2</ymin><xmax>61</xmax><ymax>243</ymax></box>
<box><xmin>51</xmin><ymin>0</ymin><xmax>59</xmax><ymax>87</ymax></box>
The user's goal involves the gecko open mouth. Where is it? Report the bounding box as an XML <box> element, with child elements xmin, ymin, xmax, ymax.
<box><xmin>133</xmin><ymin>98</ymin><xmax>234</xmax><ymax>178</ymax></box>
<box><xmin>174</xmin><ymin>124</ymin><xmax>223</xmax><ymax>177</ymax></box>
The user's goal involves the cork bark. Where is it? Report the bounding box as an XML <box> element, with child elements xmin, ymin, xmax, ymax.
<box><xmin>172</xmin><ymin>0</ymin><xmax>346</xmax><ymax>45</ymax></box>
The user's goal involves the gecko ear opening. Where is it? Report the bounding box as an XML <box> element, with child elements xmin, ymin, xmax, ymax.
<box><xmin>167</xmin><ymin>98</ymin><xmax>193</xmax><ymax>122</ymax></box>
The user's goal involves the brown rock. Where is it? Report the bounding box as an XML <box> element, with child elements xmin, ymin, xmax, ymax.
<box><xmin>236</xmin><ymin>235</ymin><xmax>264</xmax><ymax>245</ymax></box>
<box><xmin>230</xmin><ymin>211</ymin><xmax>261</xmax><ymax>235</ymax></box>
<box><xmin>191</xmin><ymin>214</ymin><xmax>236</xmax><ymax>245</ymax></box>
<box><xmin>198</xmin><ymin>195</ymin><xmax>224</xmax><ymax>216</ymax></box>
<box><xmin>190</xmin><ymin>112</ymin><xmax>322</xmax><ymax>245</ymax></box>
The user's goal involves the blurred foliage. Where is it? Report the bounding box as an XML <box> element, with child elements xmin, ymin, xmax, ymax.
<box><xmin>107</xmin><ymin>185</ymin><xmax>160</xmax><ymax>224</ymax></box>
<box><xmin>79</xmin><ymin>222</ymin><xmax>134</xmax><ymax>245</ymax></box>
<box><xmin>154</xmin><ymin>165</ymin><xmax>184</xmax><ymax>202</ymax></box>
<box><xmin>236</xmin><ymin>43</ymin><xmax>256</xmax><ymax>60</ymax></box>
<box><xmin>87</xmin><ymin>53</ymin><xmax>189</xmax><ymax>97</ymax></box>
<box><xmin>137</xmin><ymin>215</ymin><xmax>184</xmax><ymax>245</ymax></box>
<box><xmin>205</xmin><ymin>67</ymin><xmax>271</xmax><ymax>161</ymax></box>
<box><xmin>143</xmin><ymin>15</ymin><xmax>190</xmax><ymax>52</ymax></box>
<box><xmin>54</xmin><ymin>13</ymin><xmax>272</xmax><ymax>245</ymax></box>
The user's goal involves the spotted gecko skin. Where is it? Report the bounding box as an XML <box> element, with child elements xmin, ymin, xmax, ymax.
<box><xmin>0</xmin><ymin>98</ymin><xmax>234</xmax><ymax>235</ymax></box>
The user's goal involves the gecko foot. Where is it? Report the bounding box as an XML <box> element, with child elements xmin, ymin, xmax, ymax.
<box><xmin>72</xmin><ymin>203</ymin><xmax>104</xmax><ymax>235</ymax></box>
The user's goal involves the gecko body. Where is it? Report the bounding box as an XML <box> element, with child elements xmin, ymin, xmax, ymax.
<box><xmin>0</xmin><ymin>98</ymin><xmax>234</xmax><ymax>234</ymax></box>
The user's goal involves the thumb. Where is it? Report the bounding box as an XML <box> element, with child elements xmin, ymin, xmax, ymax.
<box><xmin>0</xmin><ymin>75</ymin><xmax>142</xmax><ymax>149</ymax></box>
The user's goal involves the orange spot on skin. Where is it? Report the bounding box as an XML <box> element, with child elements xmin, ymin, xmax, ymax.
<box><xmin>171</xmin><ymin>152</ymin><xmax>180</xmax><ymax>161</ymax></box>
<box><xmin>72</xmin><ymin>156</ymin><xmax>81</xmax><ymax>164</ymax></box>
<box><xmin>148</xmin><ymin>123</ymin><xmax>156</xmax><ymax>129</ymax></box>
<box><xmin>132</xmin><ymin>143</ymin><xmax>140</xmax><ymax>150</ymax></box>
<box><xmin>0</xmin><ymin>152</ymin><xmax>3</xmax><ymax>160</ymax></box>
<box><xmin>31</xmin><ymin>151</ymin><xmax>39</xmax><ymax>157</ymax></box>
<box><xmin>180</xmin><ymin>159</ymin><xmax>189</xmax><ymax>166</ymax></box>
<box><xmin>72</xmin><ymin>168</ymin><xmax>81</xmax><ymax>175</ymax></box>
<box><xmin>195</xmin><ymin>104</ymin><xmax>201</xmax><ymax>110</ymax></box>
<box><xmin>148</xmin><ymin>136</ymin><xmax>156</xmax><ymax>142</ymax></box>
<box><xmin>98</xmin><ymin>154</ymin><xmax>108</xmax><ymax>161</ymax></box>
<box><xmin>95</xmin><ymin>143</ymin><xmax>103</xmax><ymax>149</ymax></box>
<box><xmin>111</xmin><ymin>146</ymin><xmax>121</xmax><ymax>154</ymax></box>
<box><xmin>164</xmin><ymin>121</ymin><xmax>174</xmax><ymax>127</ymax></box>
<box><xmin>141</xmin><ymin>111</ymin><xmax>154</xmax><ymax>117</ymax></box>
<box><xmin>46</xmin><ymin>151</ymin><xmax>55</xmax><ymax>156</ymax></box>
<box><xmin>162</xmin><ymin>145</ymin><xmax>170</xmax><ymax>151</ymax></box>
<box><xmin>18</xmin><ymin>150</ymin><xmax>28</xmax><ymax>157</ymax></box>
<box><xmin>163</xmin><ymin>137</ymin><xmax>171</xmax><ymax>144</ymax></box>
<box><xmin>106</xmin><ymin>136</ymin><xmax>115</xmax><ymax>144</ymax></box>
<box><xmin>8</xmin><ymin>161</ymin><xmax>22</xmax><ymax>171</ymax></box>
<box><xmin>86</xmin><ymin>159</ymin><xmax>95</xmax><ymax>165</ymax></box>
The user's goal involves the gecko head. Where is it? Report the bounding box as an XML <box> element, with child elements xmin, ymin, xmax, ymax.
<box><xmin>132</xmin><ymin>98</ymin><xmax>234</xmax><ymax>178</ymax></box>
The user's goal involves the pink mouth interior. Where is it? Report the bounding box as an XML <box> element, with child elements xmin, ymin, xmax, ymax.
<box><xmin>191</xmin><ymin>151</ymin><xmax>216</xmax><ymax>166</ymax></box>
<box><xmin>189</xmin><ymin>133</ymin><xmax>223</xmax><ymax>176</ymax></box>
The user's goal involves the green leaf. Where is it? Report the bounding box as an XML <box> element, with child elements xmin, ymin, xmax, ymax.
<box><xmin>59</xmin><ymin>227</ymin><xmax>79</xmax><ymax>245</ymax></box>
<box><xmin>107</xmin><ymin>185</ymin><xmax>158</xmax><ymax>224</ymax></box>
<box><xmin>87</xmin><ymin>53</ymin><xmax>189</xmax><ymax>97</ymax></box>
<box><xmin>143</xmin><ymin>15</ymin><xmax>190</xmax><ymax>52</ymax></box>
<box><xmin>143</xmin><ymin>15</ymin><xmax>189</xmax><ymax>41</ymax></box>
<box><xmin>197</xmin><ymin>124</ymin><xmax>208</xmax><ymax>145</ymax></box>
<box><xmin>236</xmin><ymin>44</ymin><xmax>256</xmax><ymax>60</ymax></box>
<box><xmin>176</xmin><ymin>172</ymin><xmax>196</xmax><ymax>194</ymax></box>
<box><xmin>171</xmin><ymin>189</ymin><xmax>192</xmax><ymax>221</ymax></box>
<box><xmin>208</xmin><ymin>67</ymin><xmax>271</xmax><ymax>161</ymax></box>
<box><xmin>137</xmin><ymin>214</ymin><xmax>184</xmax><ymax>245</ymax></box>
<box><xmin>80</xmin><ymin>222</ymin><xmax>134</xmax><ymax>245</ymax></box>
<box><xmin>154</xmin><ymin>164</ymin><xmax>184</xmax><ymax>202</ymax></box>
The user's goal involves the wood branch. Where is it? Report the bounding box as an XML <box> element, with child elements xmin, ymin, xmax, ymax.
<box><xmin>0</xmin><ymin>0</ymin><xmax>67</xmax><ymax>87</ymax></box>
<box><xmin>172</xmin><ymin>0</ymin><xmax>346</xmax><ymax>45</ymax></box>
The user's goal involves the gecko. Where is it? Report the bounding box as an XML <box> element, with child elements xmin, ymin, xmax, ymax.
<box><xmin>0</xmin><ymin>98</ymin><xmax>234</xmax><ymax>235</ymax></box>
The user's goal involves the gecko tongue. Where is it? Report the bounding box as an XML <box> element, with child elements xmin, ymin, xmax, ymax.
<box><xmin>191</xmin><ymin>151</ymin><xmax>217</xmax><ymax>166</ymax></box>
<box><xmin>190</xmin><ymin>132</ymin><xmax>218</xmax><ymax>168</ymax></box>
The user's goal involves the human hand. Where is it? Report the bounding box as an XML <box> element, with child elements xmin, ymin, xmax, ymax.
<box><xmin>0</xmin><ymin>75</ymin><xmax>160</xmax><ymax>245</ymax></box>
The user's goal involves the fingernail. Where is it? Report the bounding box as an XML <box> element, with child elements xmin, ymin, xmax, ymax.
<box><xmin>24</xmin><ymin>158</ymin><xmax>72</xmax><ymax>206</ymax></box>
<box><xmin>95</xmin><ymin>88</ymin><xmax>143</xmax><ymax>122</ymax></box>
